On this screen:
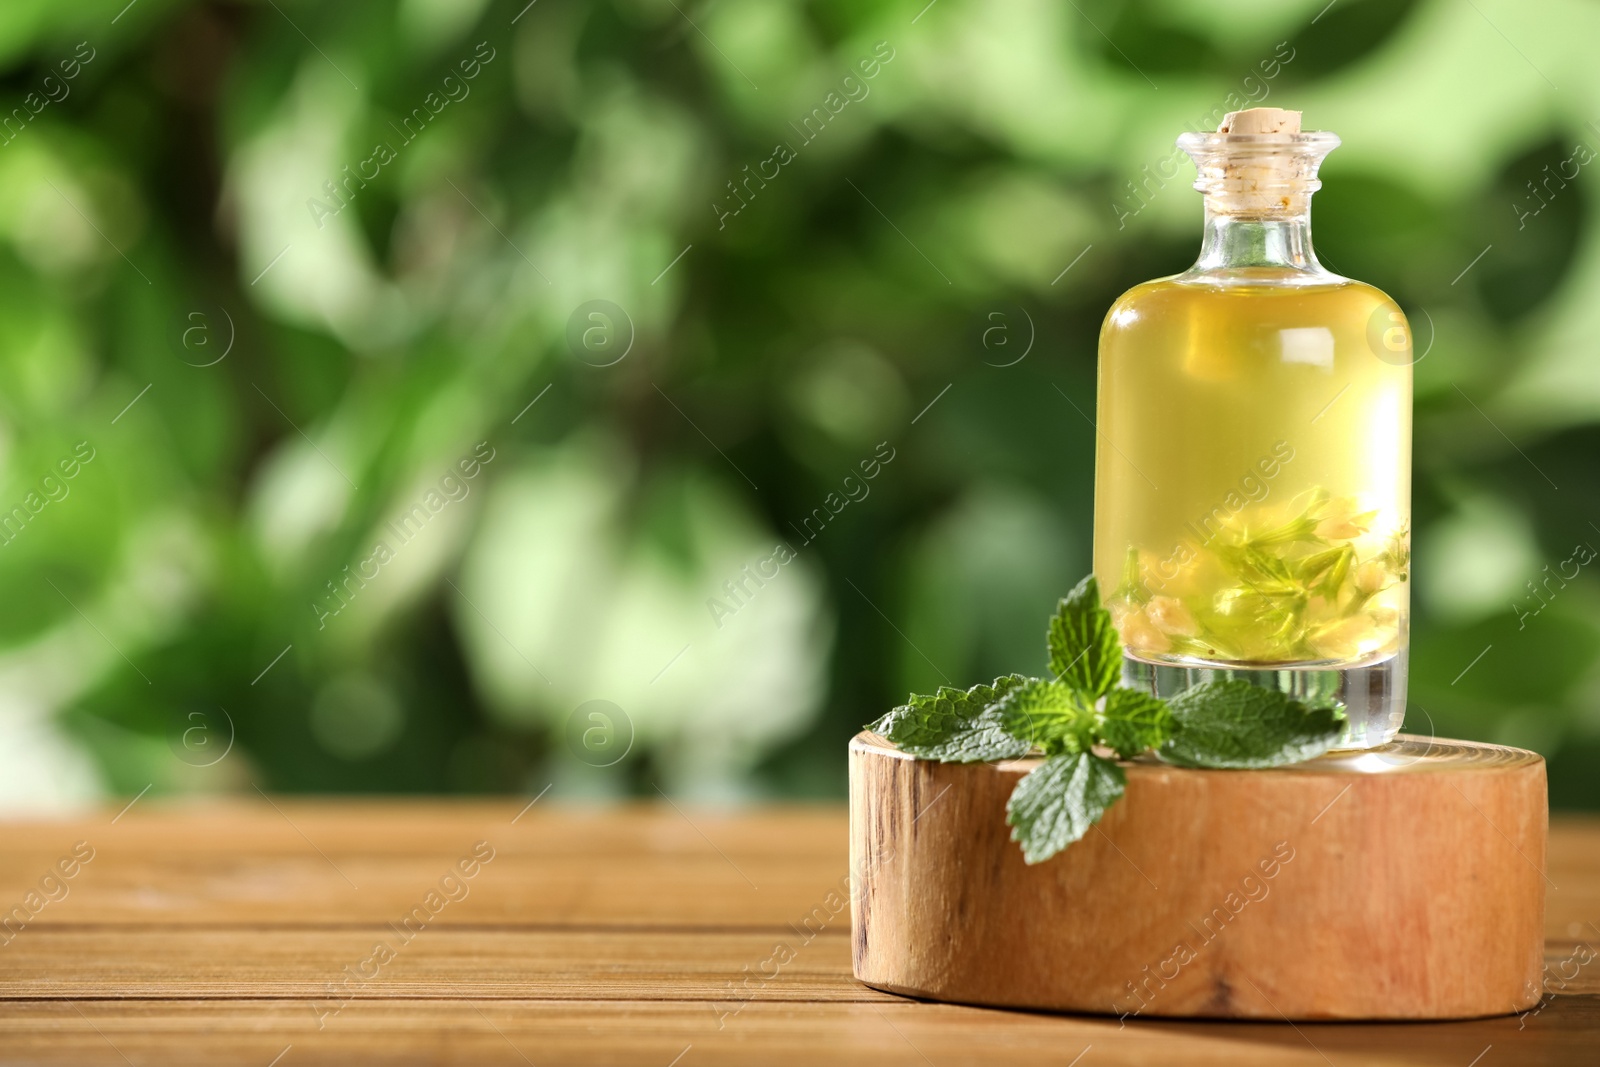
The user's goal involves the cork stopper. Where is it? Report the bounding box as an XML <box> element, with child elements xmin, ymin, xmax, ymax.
<box><xmin>1176</xmin><ymin>108</ymin><xmax>1336</xmax><ymax>217</ymax></box>
<box><xmin>1217</xmin><ymin>108</ymin><xmax>1302</xmax><ymax>135</ymax></box>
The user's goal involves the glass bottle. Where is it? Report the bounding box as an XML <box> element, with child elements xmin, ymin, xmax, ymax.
<box><xmin>1094</xmin><ymin>109</ymin><xmax>1412</xmax><ymax>749</ymax></box>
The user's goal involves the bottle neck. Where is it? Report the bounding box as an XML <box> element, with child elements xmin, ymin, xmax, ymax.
<box><xmin>1191</xmin><ymin>206</ymin><xmax>1323</xmax><ymax>274</ymax></box>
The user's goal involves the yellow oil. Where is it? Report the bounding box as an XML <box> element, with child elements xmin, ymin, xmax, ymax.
<box><xmin>1094</xmin><ymin>271</ymin><xmax>1412</xmax><ymax>667</ymax></box>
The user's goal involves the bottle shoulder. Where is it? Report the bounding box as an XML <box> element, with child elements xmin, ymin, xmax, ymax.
<box><xmin>1329</xmin><ymin>276</ymin><xmax>1402</xmax><ymax>310</ymax></box>
<box><xmin>1101</xmin><ymin>273</ymin><xmax>1402</xmax><ymax>332</ymax></box>
<box><xmin>1101</xmin><ymin>277</ymin><xmax>1181</xmax><ymax>332</ymax></box>
<box><xmin>1098</xmin><ymin>272</ymin><xmax>1414</xmax><ymax>372</ymax></box>
<box><xmin>1111</xmin><ymin>270</ymin><xmax>1398</xmax><ymax>299</ymax></box>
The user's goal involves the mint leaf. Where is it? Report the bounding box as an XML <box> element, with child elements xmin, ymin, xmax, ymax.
<box><xmin>1159</xmin><ymin>679</ymin><xmax>1343</xmax><ymax>769</ymax></box>
<box><xmin>995</xmin><ymin>679</ymin><xmax>1093</xmax><ymax>756</ymax></box>
<box><xmin>868</xmin><ymin>675</ymin><xmax>1033</xmax><ymax>762</ymax></box>
<box><xmin>1097</xmin><ymin>687</ymin><xmax>1174</xmax><ymax>759</ymax></box>
<box><xmin>1048</xmin><ymin>576</ymin><xmax>1122</xmax><ymax>699</ymax></box>
<box><xmin>1005</xmin><ymin>752</ymin><xmax>1126</xmax><ymax>864</ymax></box>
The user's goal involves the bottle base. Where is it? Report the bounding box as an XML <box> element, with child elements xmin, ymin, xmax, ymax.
<box><xmin>1121</xmin><ymin>647</ymin><xmax>1408</xmax><ymax>750</ymax></box>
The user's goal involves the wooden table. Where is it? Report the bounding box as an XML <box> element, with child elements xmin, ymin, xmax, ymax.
<box><xmin>0</xmin><ymin>800</ymin><xmax>1595</xmax><ymax>1065</ymax></box>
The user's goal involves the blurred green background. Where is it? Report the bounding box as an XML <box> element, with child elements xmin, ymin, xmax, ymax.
<box><xmin>0</xmin><ymin>0</ymin><xmax>1596</xmax><ymax>810</ymax></box>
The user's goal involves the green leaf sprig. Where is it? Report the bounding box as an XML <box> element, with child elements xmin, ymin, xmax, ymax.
<box><xmin>867</xmin><ymin>576</ymin><xmax>1344</xmax><ymax>864</ymax></box>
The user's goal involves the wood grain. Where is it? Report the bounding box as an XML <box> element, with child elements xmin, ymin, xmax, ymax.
<box><xmin>0</xmin><ymin>797</ymin><xmax>1593</xmax><ymax>1064</ymax></box>
<box><xmin>851</xmin><ymin>732</ymin><xmax>1549</xmax><ymax>1020</ymax></box>
<box><xmin>0</xmin><ymin>929</ymin><xmax>865</xmax><ymax>1002</ymax></box>
<box><xmin>2</xmin><ymin>997</ymin><xmax>1598</xmax><ymax>1067</ymax></box>
<box><xmin>0</xmin><ymin>801</ymin><xmax>850</xmax><ymax>928</ymax></box>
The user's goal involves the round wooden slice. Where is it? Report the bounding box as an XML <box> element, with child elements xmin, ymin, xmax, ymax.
<box><xmin>849</xmin><ymin>731</ymin><xmax>1546</xmax><ymax>1020</ymax></box>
